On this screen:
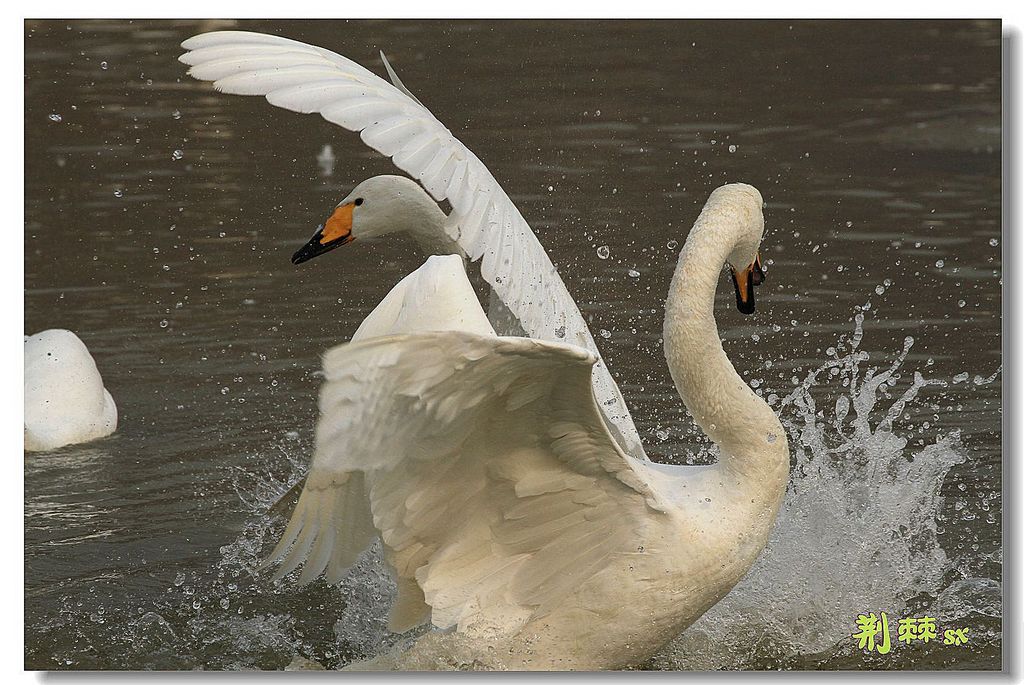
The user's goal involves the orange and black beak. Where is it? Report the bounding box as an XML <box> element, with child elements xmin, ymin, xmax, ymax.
<box><xmin>729</xmin><ymin>252</ymin><xmax>766</xmax><ymax>315</ymax></box>
<box><xmin>292</xmin><ymin>203</ymin><xmax>356</xmax><ymax>265</ymax></box>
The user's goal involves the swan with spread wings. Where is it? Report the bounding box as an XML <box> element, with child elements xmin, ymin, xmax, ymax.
<box><xmin>180</xmin><ymin>30</ymin><xmax>646</xmax><ymax>459</ymax></box>
<box><xmin>250</xmin><ymin>186</ymin><xmax>785</xmax><ymax>670</ymax></box>
<box><xmin>181</xmin><ymin>33</ymin><xmax>789</xmax><ymax>670</ymax></box>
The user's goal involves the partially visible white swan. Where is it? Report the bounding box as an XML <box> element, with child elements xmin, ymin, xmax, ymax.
<box><xmin>179</xmin><ymin>30</ymin><xmax>647</xmax><ymax>461</ymax></box>
<box><xmin>264</xmin><ymin>184</ymin><xmax>787</xmax><ymax>671</ymax></box>
<box><xmin>24</xmin><ymin>329</ymin><xmax>117</xmax><ymax>452</ymax></box>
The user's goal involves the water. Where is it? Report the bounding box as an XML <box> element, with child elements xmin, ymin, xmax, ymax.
<box><xmin>24</xmin><ymin>19</ymin><xmax>1001</xmax><ymax>670</ymax></box>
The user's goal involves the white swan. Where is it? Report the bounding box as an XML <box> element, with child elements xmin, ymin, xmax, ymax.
<box><xmin>24</xmin><ymin>329</ymin><xmax>117</xmax><ymax>452</ymax></box>
<box><xmin>179</xmin><ymin>30</ymin><xmax>646</xmax><ymax>460</ymax></box>
<box><xmin>263</xmin><ymin>184</ymin><xmax>788</xmax><ymax>670</ymax></box>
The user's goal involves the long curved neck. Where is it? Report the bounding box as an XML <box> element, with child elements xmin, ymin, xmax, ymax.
<box><xmin>662</xmin><ymin>211</ymin><xmax>788</xmax><ymax>487</ymax></box>
<box><xmin>408</xmin><ymin>204</ymin><xmax>465</xmax><ymax>258</ymax></box>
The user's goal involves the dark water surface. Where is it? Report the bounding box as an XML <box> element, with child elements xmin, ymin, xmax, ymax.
<box><xmin>24</xmin><ymin>19</ymin><xmax>1002</xmax><ymax>670</ymax></box>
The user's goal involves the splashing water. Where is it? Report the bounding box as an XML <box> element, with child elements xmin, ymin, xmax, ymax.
<box><xmin>141</xmin><ymin>304</ymin><xmax>998</xmax><ymax>671</ymax></box>
<box><xmin>647</xmin><ymin>309</ymin><xmax>999</xmax><ymax>670</ymax></box>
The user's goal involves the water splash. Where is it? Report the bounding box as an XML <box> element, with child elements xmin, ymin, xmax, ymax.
<box><xmin>171</xmin><ymin>445</ymin><xmax>407</xmax><ymax>669</ymax></box>
<box><xmin>172</xmin><ymin>305</ymin><xmax>998</xmax><ymax>671</ymax></box>
<box><xmin>648</xmin><ymin>309</ymin><xmax>999</xmax><ymax>670</ymax></box>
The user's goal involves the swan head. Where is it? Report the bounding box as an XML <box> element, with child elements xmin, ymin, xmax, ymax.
<box><xmin>292</xmin><ymin>175</ymin><xmax>439</xmax><ymax>264</ymax></box>
<box><xmin>709</xmin><ymin>183</ymin><xmax>767</xmax><ymax>315</ymax></box>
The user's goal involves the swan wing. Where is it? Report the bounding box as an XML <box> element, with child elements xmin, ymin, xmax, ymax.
<box><xmin>179</xmin><ymin>31</ymin><xmax>647</xmax><ymax>461</ymax></box>
<box><xmin>263</xmin><ymin>331</ymin><xmax>665</xmax><ymax>634</ymax></box>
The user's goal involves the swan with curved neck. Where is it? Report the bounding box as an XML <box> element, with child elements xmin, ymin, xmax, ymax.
<box><xmin>265</xmin><ymin>183</ymin><xmax>789</xmax><ymax>670</ymax></box>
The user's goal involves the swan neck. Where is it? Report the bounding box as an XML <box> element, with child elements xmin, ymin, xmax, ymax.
<box><xmin>662</xmin><ymin>210</ymin><xmax>787</xmax><ymax>486</ymax></box>
<box><xmin>409</xmin><ymin>206</ymin><xmax>464</xmax><ymax>258</ymax></box>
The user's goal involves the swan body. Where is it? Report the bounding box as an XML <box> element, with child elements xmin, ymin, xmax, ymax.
<box><xmin>179</xmin><ymin>30</ymin><xmax>647</xmax><ymax>461</ymax></box>
<box><xmin>24</xmin><ymin>329</ymin><xmax>117</xmax><ymax>452</ymax></box>
<box><xmin>264</xmin><ymin>184</ymin><xmax>789</xmax><ymax>670</ymax></box>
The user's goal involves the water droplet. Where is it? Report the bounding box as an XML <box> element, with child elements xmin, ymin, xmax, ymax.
<box><xmin>173</xmin><ymin>573</ymin><xmax>185</xmax><ymax>587</ymax></box>
<box><xmin>100</xmin><ymin>61</ymin><xmax>108</xmax><ymax>70</ymax></box>
<box><xmin>596</xmin><ymin>245</ymin><xmax>610</xmax><ymax>259</ymax></box>
<box><xmin>599</xmin><ymin>329</ymin><xmax>611</xmax><ymax>339</ymax></box>
<box><xmin>627</xmin><ymin>268</ymin><xmax>641</xmax><ymax>279</ymax></box>
<box><xmin>989</xmin><ymin>238</ymin><xmax>999</xmax><ymax>247</ymax></box>
<box><xmin>113</xmin><ymin>189</ymin><xmax>124</xmax><ymax>198</ymax></box>
<box><xmin>554</xmin><ymin>325</ymin><xmax>566</xmax><ymax>338</ymax></box>
<box><xmin>172</xmin><ymin>109</ymin><xmax>182</xmax><ymax>120</ymax></box>
<box><xmin>935</xmin><ymin>259</ymin><xmax>945</xmax><ymax>268</ymax></box>
<box><xmin>547</xmin><ymin>185</ymin><xmax>554</xmax><ymax>192</ymax></box>
<box><xmin>875</xmin><ymin>285</ymin><xmax>885</xmax><ymax>295</ymax></box>
<box><xmin>728</xmin><ymin>144</ymin><xmax>737</xmax><ymax>153</ymax></box>
<box><xmin>171</xmin><ymin>149</ymin><xmax>184</xmax><ymax>160</ymax></box>
<box><xmin>957</xmin><ymin>299</ymin><xmax>966</xmax><ymax>308</ymax></box>
<box><xmin>48</xmin><ymin>113</ymin><xmax>62</xmax><ymax>122</ymax></box>
<box><xmin>766</xmin><ymin>432</ymin><xmax>777</xmax><ymax>444</ymax></box>
<box><xmin>159</xmin><ymin>319</ymin><xmax>169</xmax><ymax>328</ymax></box>
<box><xmin>666</xmin><ymin>239</ymin><xmax>678</xmax><ymax>250</ymax></box>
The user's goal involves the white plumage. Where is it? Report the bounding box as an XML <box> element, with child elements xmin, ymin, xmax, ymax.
<box><xmin>24</xmin><ymin>329</ymin><xmax>117</xmax><ymax>452</ymax></box>
<box><xmin>257</xmin><ymin>184</ymin><xmax>791</xmax><ymax>670</ymax></box>
<box><xmin>179</xmin><ymin>30</ymin><xmax>646</xmax><ymax>461</ymax></box>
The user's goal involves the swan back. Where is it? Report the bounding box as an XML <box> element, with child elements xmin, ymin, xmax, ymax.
<box><xmin>24</xmin><ymin>329</ymin><xmax>117</xmax><ymax>452</ymax></box>
<box><xmin>352</xmin><ymin>254</ymin><xmax>494</xmax><ymax>340</ymax></box>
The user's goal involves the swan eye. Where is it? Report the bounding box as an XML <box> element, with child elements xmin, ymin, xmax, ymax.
<box><xmin>354</xmin><ymin>198</ymin><xmax>364</xmax><ymax>206</ymax></box>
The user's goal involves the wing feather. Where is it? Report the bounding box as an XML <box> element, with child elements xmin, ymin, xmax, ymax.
<box><xmin>263</xmin><ymin>331</ymin><xmax>663</xmax><ymax>634</ymax></box>
<box><xmin>266</xmin><ymin>79</ymin><xmax>377</xmax><ymax>112</ymax></box>
<box><xmin>213</xmin><ymin>66</ymin><xmax>342</xmax><ymax>96</ymax></box>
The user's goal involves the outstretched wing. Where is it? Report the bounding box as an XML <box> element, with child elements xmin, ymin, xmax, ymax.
<box><xmin>262</xmin><ymin>331</ymin><xmax>665</xmax><ymax>634</ymax></box>
<box><xmin>179</xmin><ymin>31</ymin><xmax>646</xmax><ymax>460</ymax></box>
